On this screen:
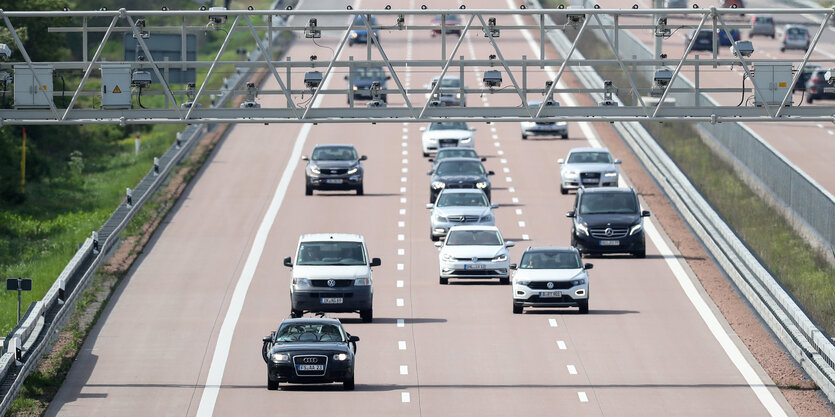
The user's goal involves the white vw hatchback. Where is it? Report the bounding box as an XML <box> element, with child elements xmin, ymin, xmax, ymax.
<box><xmin>435</xmin><ymin>225</ymin><xmax>514</xmax><ymax>285</ymax></box>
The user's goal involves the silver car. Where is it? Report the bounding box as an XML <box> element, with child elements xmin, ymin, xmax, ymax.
<box><xmin>781</xmin><ymin>25</ymin><xmax>810</xmax><ymax>52</ymax></box>
<box><xmin>425</xmin><ymin>75</ymin><xmax>466</xmax><ymax>107</ymax></box>
<box><xmin>511</xmin><ymin>246</ymin><xmax>592</xmax><ymax>314</ymax></box>
<box><xmin>435</xmin><ymin>225</ymin><xmax>514</xmax><ymax>285</ymax></box>
<box><xmin>520</xmin><ymin>100</ymin><xmax>568</xmax><ymax>140</ymax></box>
<box><xmin>558</xmin><ymin>147</ymin><xmax>621</xmax><ymax>194</ymax></box>
<box><xmin>426</xmin><ymin>189</ymin><xmax>498</xmax><ymax>241</ymax></box>
<box><xmin>749</xmin><ymin>15</ymin><xmax>775</xmax><ymax>39</ymax></box>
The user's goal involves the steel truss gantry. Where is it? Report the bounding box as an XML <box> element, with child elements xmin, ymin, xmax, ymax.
<box><xmin>0</xmin><ymin>6</ymin><xmax>833</xmax><ymax>125</ymax></box>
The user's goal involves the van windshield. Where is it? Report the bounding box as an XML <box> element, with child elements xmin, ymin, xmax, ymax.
<box><xmin>297</xmin><ymin>241</ymin><xmax>366</xmax><ymax>265</ymax></box>
<box><xmin>579</xmin><ymin>193</ymin><xmax>638</xmax><ymax>215</ymax></box>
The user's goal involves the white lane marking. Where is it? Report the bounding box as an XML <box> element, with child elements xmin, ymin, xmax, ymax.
<box><xmin>522</xmin><ymin>234</ymin><xmax>530</xmax><ymax>240</ymax></box>
<box><xmin>503</xmin><ymin>167</ymin><xmax>510</xmax><ymax>173</ymax></box>
<box><xmin>500</xmin><ymin>158</ymin><xmax>507</xmax><ymax>164</ymax></box>
<box><xmin>492</xmin><ymin>134</ymin><xmax>499</xmax><ymax>140</ymax></box>
<box><xmin>398</xmin><ymin>221</ymin><xmax>405</xmax><ymax>228</ymax></box>
<box><xmin>402</xmin><ymin>167</ymin><xmax>408</xmax><ymax>173</ymax></box>
<box><xmin>401</xmin><ymin>177</ymin><xmax>408</xmax><ymax>183</ymax></box>
<box><xmin>567</xmin><ymin>365</ymin><xmax>578</xmax><ymax>375</ymax></box>
<box><xmin>494</xmin><ymin>141</ymin><xmax>501</xmax><ymax>147</ymax></box>
<box><xmin>578</xmin><ymin>392</ymin><xmax>588</xmax><ymax>403</ymax></box>
<box><xmin>400</xmin><ymin>187</ymin><xmax>407</xmax><ymax>193</ymax></box>
<box><xmin>397</xmin><ymin>263</ymin><xmax>405</xmax><ymax>270</ymax></box>
<box><xmin>497</xmin><ymin>150</ymin><xmax>504</xmax><ymax>155</ymax></box>
<box><xmin>402</xmin><ymin>392</ymin><xmax>411</xmax><ymax>403</ymax></box>
<box><xmin>828</xmin><ymin>130</ymin><xmax>834</xmax><ymax>136</ymax></box>
<box><xmin>397</xmin><ymin>234</ymin><xmax>405</xmax><ymax>241</ymax></box>
<box><xmin>398</xmin><ymin>341</ymin><xmax>407</xmax><ymax>350</ymax></box>
<box><xmin>402</xmin><ymin>158</ymin><xmax>408</xmax><ymax>164</ymax></box>
<box><xmin>402</xmin><ymin>128</ymin><xmax>408</xmax><ymax>133</ymax></box>
<box><xmin>508</xmin><ymin>187</ymin><xmax>515</xmax><ymax>193</ymax></box>
<box><xmin>401</xmin><ymin>142</ymin><xmax>407</xmax><ymax>147</ymax></box>
<box><xmin>402</xmin><ymin>135</ymin><xmax>408</xmax><ymax>139</ymax></box>
<box><xmin>397</xmin><ymin>280</ymin><xmax>404</xmax><ymax>288</ymax></box>
<box><xmin>397</xmin><ymin>319</ymin><xmax>405</xmax><ymax>327</ymax></box>
<box><xmin>399</xmin><ymin>208</ymin><xmax>406</xmax><ymax>215</ymax></box>
<box><xmin>400</xmin><ymin>197</ymin><xmax>407</xmax><ymax>204</ymax></box>
<box><xmin>557</xmin><ymin>340</ymin><xmax>567</xmax><ymax>350</ymax></box>
<box><xmin>518</xmin><ymin>221</ymin><xmax>526</xmax><ymax>227</ymax></box>
<box><xmin>549</xmin><ymin>318</ymin><xmax>558</xmax><ymax>327</ymax></box>
<box><xmin>512</xmin><ymin>197</ymin><xmax>519</xmax><ymax>203</ymax></box>
<box><xmin>400</xmin><ymin>365</ymin><xmax>408</xmax><ymax>375</ymax></box>
<box><xmin>398</xmin><ymin>248</ymin><xmax>405</xmax><ymax>255</ymax></box>
<box><xmin>506</xmin><ymin>177</ymin><xmax>513</xmax><ymax>182</ymax></box>
<box><xmin>816</xmin><ymin>123</ymin><xmax>824</xmax><ymax>128</ymax></box>
<box><xmin>396</xmin><ymin>298</ymin><xmax>405</xmax><ymax>307</ymax></box>
<box><xmin>402</xmin><ymin>150</ymin><xmax>408</xmax><ymax>155</ymax></box>
<box><xmin>194</xmin><ymin>7</ymin><xmax>357</xmax><ymax>415</ymax></box>
<box><xmin>515</xmin><ymin>209</ymin><xmax>523</xmax><ymax>215</ymax></box>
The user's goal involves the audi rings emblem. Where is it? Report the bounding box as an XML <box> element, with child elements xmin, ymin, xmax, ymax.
<box><xmin>303</xmin><ymin>357</ymin><xmax>318</xmax><ymax>363</ymax></box>
<box><xmin>605</xmin><ymin>227</ymin><xmax>614</xmax><ymax>237</ymax></box>
<box><xmin>547</xmin><ymin>282</ymin><xmax>554</xmax><ymax>289</ymax></box>
<box><xmin>327</xmin><ymin>279</ymin><xmax>336</xmax><ymax>287</ymax></box>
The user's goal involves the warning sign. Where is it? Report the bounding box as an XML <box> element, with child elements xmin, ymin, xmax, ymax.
<box><xmin>113</xmin><ymin>85</ymin><xmax>122</xmax><ymax>94</ymax></box>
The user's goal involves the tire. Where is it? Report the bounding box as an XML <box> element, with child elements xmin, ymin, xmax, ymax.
<box><xmin>512</xmin><ymin>303</ymin><xmax>523</xmax><ymax>314</ymax></box>
<box><xmin>522</xmin><ymin>134</ymin><xmax>528</xmax><ymax>140</ymax></box>
<box><xmin>305</xmin><ymin>184</ymin><xmax>313</xmax><ymax>196</ymax></box>
<box><xmin>431</xmin><ymin>233</ymin><xmax>440</xmax><ymax>242</ymax></box>
<box><xmin>633</xmin><ymin>248</ymin><xmax>646</xmax><ymax>258</ymax></box>
<box><xmin>780</xmin><ymin>47</ymin><xmax>785</xmax><ymax>53</ymax></box>
<box><xmin>360</xmin><ymin>308</ymin><xmax>373</xmax><ymax>323</ymax></box>
<box><xmin>290</xmin><ymin>309</ymin><xmax>302</xmax><ymax>318</ymax></box>
<box><xmin>356</xmin><ymin>185</ymin><xmax>364</xmax><ymax>195</ymax></box>
<box><xmin>562</xmin><ymin>134</ymin><xmax>569</xmax><ymax>139</ymax></box>
<box><xmin>807</xmin><ymin>96</ymin><xmax>814</xmax><ymax>104</ymax></box>
<box><xmin>499</xmin><ymin>277</ymin><xmax>509</xmax><ymax>285</ymax></box>
<box><xmin>381</xmin><ymin>94</ymin><xmax>387</xmax><ymax>103</ymax></box>
<box><xmin>267</xmin><ymin>375</ymin><xmax>279</xmax><ymax>391</ymax></box>
<box><xmin>578</xmin><ymin>300</ymin><xmax>589</xmax><ymax>314</ymax></box>
<box><xmin>439</xmin><ymin>276</ymin><xmax>449</xmax><ymax>285</ymax></box>
<box><xmin>343</xmin><ymin>375</ymin><xmax>355</xmax><ymax>391</ymax></box>
<box><xmin>560</xmin><ymin>185</ymin><xmax>568</xmax><ymax>195</ymax></box>
<box><xmin>423</xmin><ymin>152</ymin><xmax>429</xmax><ymax>157</ymax></box>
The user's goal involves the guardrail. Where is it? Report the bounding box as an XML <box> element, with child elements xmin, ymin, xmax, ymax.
<box><xmin>0</xmin><ymin>1</ymin><xmax>296</xmax><ymax>413</ymax></box>
<box><xmin>533</xmin><ymin>0</ymin><xmax>835</xmax><ymax>402</ymax></box>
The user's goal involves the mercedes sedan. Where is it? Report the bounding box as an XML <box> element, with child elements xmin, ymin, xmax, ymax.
<box><xmin>426</xmin><ymin>189</ymin><xmax>498</xmax><ymax>241</ymax></box>
<box><xmin>558</xmin><ymin>147</ymin><xmax>621</xmax><ymax>194</ymax></box>
<box><xmin>511</xmin><ymin>247</ymin><xmax>592</xmax><ymax>314</ymax></box>
<box><xmin>262</xmin><ymin>318</ymin><xmax>359</xmax><ymax>391</ymax></box>
<box><xmin>435</xmin><ymin>225</ymin><xmax>514</xmax><ymax>285</ymax></box>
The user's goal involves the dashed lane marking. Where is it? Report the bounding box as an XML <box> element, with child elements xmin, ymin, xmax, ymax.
<box><xmin>399</xmin><ymin>209</ymin><xmax>406</xmax><ymax>215</ymax></box>
<box><xmin>398</xmin><ymin>221</ymin><xmax>405</xmax><ymax>228</ymax></box>
<box><xmin>396</xmin><ymin>298</ymin><xmax>405</xmax><ymax>307</ymax></box>
<box><xmin>397</xmin><ymin>280</ymin><xmax>404</xmax><ymax>288</ymax></box>
<box><xmin>494</xmin><ymin>141</ymin><xmax>501</xmax><ymax>147</ymax></box>
<box><xmin>397</xmin><ymin>319</ymin><xmax>405</xmax><ymax>327</ymax></box>
<box><xmin>515</xmin><ymin>209</ymin><xmax>523</xmax><ymax>215</ymax></box>
<box><xmin>518</xmin><ymin>221</ymin><xmax>526</xmax><ymax>227</ymax></box>
<box><xmin>400</xmin><ymin>365</ymin><xmax>408</xmax><ymax>375</ymax></box>
<box><xmin>402</xmin><ymin>392</ymin><xmax>411</xmax><ymax>403</ymax></box>
<box><xmin>398</xmin><ymin>341</ymin><xmax>407</xmax><ymax>350</ymax></box>
<box><xmin>512</xmin><ymin>197</ymin><xmax>519</xmax><ymax>203</ymax></box>
<box><xmin>508</xmin><ymin>187</ymin><xmax>515</xmax><ymax>193</ymax></box>
<box><xmin>397</xmin><ymin>234</ymin><xmax>405</xmax><ymax>241</ymax></box>
<box><xmin>578</xmin><ymin>392</ymin><xmax>588</xmax><ymax>403</ymax></box>
<box><xmin>402</xmin><ymin>150</ymin><xmax>408</xmax><ymax>155</ymax></box>
<box><xmin>503</xmin><ymin>167</ymin><xmax>510</xmax><ymax>173</ymax></box>
<box><xmin>397</xmin><ymin>263</ymin><xmax>405</xmax><ymax>270</ymax></box>
<box><xmin>400</xmin><ymin>187</ymin><xmax>406</xmax><ymax>193</ymax></box>
<box><xmin>402</xmin><ymin>167</ymin><xmax>408</xmax><ymax>173</ymax></box>
<box><xmin>398</xmin><ymin>248</ymin><xmax>405</xmax><ymax>255</ymax></box>
<box><xmin>401</xmin><ymin>177</ymin><xmax>408</xmax><ymax>183</ymax></box>
<box><xmin>506</xmin><ymin>177</ymin><xmax>513</xmax><ymax>182</ymax></box>
<box><xmin>497</xmin><ymin>150</ymin><xmax>504</xmax><ymax>155</ymax></box>
<box><xmin>500</xmin><ymin>158</ymin><xmax>507</xmax><ymax>164</ymax></box>
<box><xmin>522</xmin><ymin>234</ymin><xmax>529</xmax><ymax>240</ymax></box>
<box><xmin>400</xmin><ymin>197</ymin><xmax>407</xmax><ymax>204</ymax></box>
<box><xmin>557</xmin><ymin>340</ymin><xmax>567</xmax><ymax>350</ymax></box>
<box><xmin>567</xmin><ymin>365</ymin><xmax>578</xmax><ymax>375</ymax></box>
<box><xmin>549</xmin><ymin>319</ymin><xmax>558</xmax><ymax>327</ymax></box>
<box><xmin>402</xmin><ymin>158</ymin><xmax>408</xmax><ymax>164</ymax></box>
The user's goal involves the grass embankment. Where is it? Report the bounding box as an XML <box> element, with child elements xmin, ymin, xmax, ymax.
<box><xmin>562</xmin><ymin>26</ymin><xmax>835</xmax><ymax>336</ymax></box>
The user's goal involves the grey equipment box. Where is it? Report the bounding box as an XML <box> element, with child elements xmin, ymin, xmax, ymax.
<box><xmin>14</xmin><ymin>64</ymin><xmax>53</xmax><ymax>109</ymax></box>
<box><xmin>101</xmin><ymin>64</ymin><xmax>132</xmax><ymax>109</ymax></box>
<box><xmin>752</xmin><ymin>62</ymin><xmax>792</xmax><ymax>107</ymax></box>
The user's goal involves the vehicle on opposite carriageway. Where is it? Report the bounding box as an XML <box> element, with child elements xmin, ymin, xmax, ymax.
<box><xmin>511</xmin><ymin>246</ymin><xmax>592</xmax><ymax>314</ymax></box>
<box><xmin>262</xmin><ymin>317</ymin><xmax>359</xmax><ymax>391</ymax></box>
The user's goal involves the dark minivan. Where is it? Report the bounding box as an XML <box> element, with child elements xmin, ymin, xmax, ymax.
<box><xmin>566</xmin><ymin>187</ymin><xmax>650</xmax><ymax>258</ymax></box>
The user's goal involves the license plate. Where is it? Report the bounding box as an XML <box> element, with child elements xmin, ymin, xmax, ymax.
<box><xmin>539</xmin><ymin>291</ymin><xmax>562</xmax><ymax>298</ymax></box>
<box><xmin>465</xmin><ymin>264</ymin><xmax>486</xmax><ymax>270</ymax></box>
<box><xmin>599</xmin><ymin>240</ymin><xmax>620</xmax><ymax>246</ymax></box>
<box><xmin>321</xmin><ymin>297</ymin><xmax>343</xmax><ymax>304</ymax></box>
<box><xmin>325</xmin><ymin>179</ymin><xmax>343</xmax><ymax>184</ymax></box>
<box><xmin>297</xmin><ymin>364</ymin><xmax>324</xmax><ymax>371</ymax></box>
<box><xmin>582</xmin><ymin>178</ymin><xmax>598</xmax><ymax>183</ymax></box>
<box><xmin>439</xmin><ymin>142</ymin><xmax>456</xmax><ymax>148</ymax></box>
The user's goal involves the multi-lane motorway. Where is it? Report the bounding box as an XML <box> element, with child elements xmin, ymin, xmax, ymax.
<box><xmin>44</xmin><ymin>1</ymin><xmax>816</xmax><ymax>415</ymax></box>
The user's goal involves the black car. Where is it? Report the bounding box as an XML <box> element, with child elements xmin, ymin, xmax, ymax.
<box><xmin>566</xmin><ymin>187</ymin><xmax>650</xmax><ymax>258</ymax></box>
<box><xmin>262</xmin><ymin>318</ymin><xmax>359</xmax><ymax>391</ymax></box>
<box><xmin>303</xmin><ymin>144</ymin><xmax>366</xmax><ymax>195</ymax></box>
<box><xmin>795</xmin><ymin>64</ymin><xmax>821</xmax><ymax>92</ymax></box>
<box><xmin>428</xmin><ymin>147</ymin><xmax>485</xmax><ymax>170</ymax></box>
<box><xmin>805</xmin><ymin>69</ymin><xmax>835</xmax><ymax>103</ymax></box>
<box><xmin>346</xmin><ymin>66</ymin><xmax>390</xmax><ymax>103</ymax></box>
<box><xmin>428</xmin><ymin>157</ymin><xmax>494</xmax><ymax>203</ymax></box>
<box><xmin>685</xmin><ymin>29</ymin><xmax>715</xmax><ymax>52</ymax></box>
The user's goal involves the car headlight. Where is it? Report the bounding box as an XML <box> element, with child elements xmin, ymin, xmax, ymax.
<box><xmin>271</xmin><ymin>352</ymin><xmax>291</xmax><ymax>362</ymax></box>
<box><xmin>333</xmin><ymin>353</ymin><xmax>349</xmax><ymax>361</ymax></box>
<box><xmin>309</xmin><ymin>165</ymin><xmax>320</xmax><ymax>175</ymax></box>
<box><xmin>480</xmin><ymin>214</ymin><xmax>494</xmax><ymax>222</ymax></box>
<box><xmin>564</xmin><ymin>170</ymin><xmax>578</xmax><ymax>178</ymax></box>
<box><xmin>456</xmin><ymin>92</ymin><xmax>462</xmax><ymax>99</ymax></box>
<box><xmin>426</xmin><ymin>136</ymin><xmax>438</xmax><ymax>142</ymax></box>
<box><xmin>292</xmin><ymin>278</ymin><xmax>311</xmax><ymax>288</ymax></box>
<box><xmin>575</xmin><ymin>223</ymin><xmax>589</xmax><ymax>236</ymax></box>
<box><xmin>604</xmin><ymin>171</ymin><xmax>618</xmax><ymax>177</ymax></box>
<box><xmin>515</xmin><ymin>280</ymin><xmax>531</xmax><ymax>286</ymax></box>
<box><xmin>353</xmin><ymin>85</ymin><xmax>359</xmax><ymax>91</ymax></box>
<box><xmin>459</xmin><ymin>137</ymin><xmax>472</xmax><ymax>143</ymax></box>
<box><xmin>630</xmin><ymin>223</ymin><xmax>643</xmax><ymax>235</ymax></box>
<box><xmin>347</xmin><ymin>167</ymin><xmax>358</xmax><ymax>175</ymax></box>
<box><xmin>432</xmin><ymin>181</ymin><xmax>446</xmax><ymax>190</ymax></box>
<box><xmin>492</xmin><ymin>254</ymin><xmax>507</xmax><ymax>262</ymax></box>
<box><xmin>354</xmin><ymin>278</ymin><xmax>371</xmax><ymax>286</ymax></box>
<box><xmin>351</xmin><ymin>32</ymin><xmax>359</xmax><ymax>38</ymax></box>
<box><xmin>571</xmin><ymin>278</ymin><xmax>587</xmax><ymax>286</ymax></box>
<box><xmin>434</xmin><ymin>214</ymin><xmax>448</xmax><ymax>222</ymax></box>
<box><xmin>557</xmin><ymin>121</ymin><xmax>568</xmax><ymax>126</ymax></box>
<box><xmin>476</xmin><ymin>181</ymin><xmax>488</xmax><ymax>189</ymax></box>
<box><xmin>441</xmin><ymin>253</ymin><xmax>456</xmax><ymax>262</ymax></box>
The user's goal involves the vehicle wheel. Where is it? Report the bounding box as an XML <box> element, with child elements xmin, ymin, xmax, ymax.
<box><xmin>578</xmin><ymin>300</ymin><xmax>589</xmax><ymax>314</ymax></box>
<box><xmin>360</xmin><ymin>308</ymin><xmax>373</xmax><ymax>323</ymax></box>
<box><xmin>439</xmin><ymin>276</ymin><xmax>448</xmax><ymax>285</ymax></box>
<box><xmin>512</xmin><ymin>303</ymin><xmax>523</xmax><ymax>314</ymax></box>
<box><xmin>267</xmin><ymin>375</ymin><xmax>279</xmax><ymax>391</ymax></box>
<box><xmin>771</xmin><ymin>34</ymin><xmax>775</xmax><ymax>39</ymax></box>
<box><xmin>499</xmin><ymin>277</ymin><xmax>509</xmax><ymax>285</ymax></box>
<box><xmin>356</xmin><ymin>185</ymin><xmax>364</xmax><ymax>195</ymax></box>
<box><xmin>633</xmin><ymin>249</ymin><xmax>646</xmax><ymax>258</ymax></box>
<box><xmin>423</xmin><ymin>151</ymin><xmax>429</xmax><ymax>157</ymax></box>
<box><xmin>522</xmin><ymin>134</ymin><xmax>528</xmax><ymax>140</ymax></box>
<box><xmin>780</xmin><ymin>47</ymin><xmax>785</xmax><ymax>53</ymax></box>
<box><xmin>343</xmin><ymin>376</ymin><xmax>355</xmax><ymax>391</ymax></box>
<box><xmin>562</xmin><ymin>134</ymin><xmax>569</xmax><ymax>139</ymax></box>
<box><xmin>560</xmin><ymin>185</ymin><xmax>568</xmax><ymax>195</ymax></box>
<box><xmin>807</xmin><ymin>96</ymin><xmax>814</xmax><ymax>104</ymax></box>
<box><xmin>431</xmin><ymin>233</ymin><xmax>439</xmax><ymax>242</ymax></box>
<box><xmin>305</xmin><ymin>184</ymin><xmax>313</xmax><ymax>196</ymax></box>
<box><xmin>290</xmin><ymin>309</ymin><xmax>302</xmax><ymax>318</ymax></box>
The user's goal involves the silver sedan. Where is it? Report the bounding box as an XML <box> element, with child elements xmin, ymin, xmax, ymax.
<box><xmin>426</xmin><ymin>189</ymin><xmax>497</xmax><ymax>241</ymax></box>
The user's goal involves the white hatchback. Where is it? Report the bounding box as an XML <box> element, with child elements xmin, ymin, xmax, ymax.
<box><xmin>435</xmin><ymin>225</ymin><xmax>513</xmax><ymax>285</ymax></box>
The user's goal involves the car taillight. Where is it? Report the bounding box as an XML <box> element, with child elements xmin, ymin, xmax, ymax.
<box><xmin>811</xmin><ymin>78</ymin><xmax>824</xmax><ymax>84</ymax></box>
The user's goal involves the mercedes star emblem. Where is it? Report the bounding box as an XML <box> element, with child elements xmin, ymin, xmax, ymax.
<box><xmin>605</xmin><ymin>227</ymin><xmax>614</xmax><ymax>237</ymax></box>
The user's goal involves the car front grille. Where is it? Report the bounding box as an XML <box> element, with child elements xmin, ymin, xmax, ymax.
<box><xmin>293</xmin><ymin>355</ymin><xmax>328</xmax><ymax>376</ymax></box>
<box><xmin>439</xmin><ymin>139</ymin><xmax>459</xmax><ymax>147</ymax></box>
<box><xmin>455</xmin><ymin>257</ymin><xmax>493</xmax><ymax>261</ymax></box>
<box><xmin>580</xmin><ymin>172</ymin><xmax>601</xmax><ymax>180</ymax></box>
<box><xmin>589</xmin><ymin>227</ymin><xmax>629</xmax><ymax>239</ymax></box>
<box><xmin>307</xmin><ymin>292</ymin><xmax>354</xmax><ymax>298</ymax></box>
<box><xmin>445</xmin><ymin>182</ymin><xmax>476</xmax><ymax>189</ymax></box>
<box><xmin>310</xmin><ymin>279</ymin><xmax>354</xmax><ymax>288</ymax></box>
<box><xmin>525</xmin><ymin>294</ymin><xmax>575</xmax><ymax>303</ymax></box>
<box><xmin>322</xmin><ymin>168</ymin><xmax>348</xmax><ymax>175</ymax></box>
<box><xmin>526</xmin><ymin>281</ymin><xmax>575</xmax><ymax>290</ymax></box>
<box><xmin>447</xmin><ymin>215</ymin><xmax>481</xmax><ymax>222</ymax></box>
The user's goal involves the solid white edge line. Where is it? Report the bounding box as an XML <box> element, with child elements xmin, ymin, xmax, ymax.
<box><xmin>510</xmin><ymin>3</ymin><xmax>787</xmax><ymax>415</ymax></box>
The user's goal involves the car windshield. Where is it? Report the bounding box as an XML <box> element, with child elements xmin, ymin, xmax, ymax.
<box><xmin>579</xmin><ymin>193</ymin><xmax>638</xmax><ymax>215</ymax></box>
<box><xmin>433</xmin><ymin>77</ymin><xmax>461</xmax><ymax>88</ymax></box>
<box><xmin>567</xmin><ymin>151</ymin><xmax>613</xmax><ymax>164</ymax></box>
<box><xmin>275</xmin><ymin>323</ymin><xmax>346</xmax><ymax>343</ymax></box>
<box><xmin>445</xmin><ymin>230</ymin><xmax>502</xmax><ymax>246</ymax></box>
<box><xmin>519</xmin><ymin>251</ymin><xmax>581</xmax><ymax>269</ymax></box>
<box><xmin>436</xmin><ymin>160</ymin><xmax>485</xmax><ymax>176</ymax></box>
<box><xmin>436</xmin><ymin>149</ymin><xmax>478</xmax><ymax>161</ymax></box>
<box><xmin>429</xmin><ymin>122</ymin><xmax>468</xmax><ymax>131</ymax></box>
<box><xmin>437</xmin><ymin>192</ymin><xmax>488</xmax><ymax>207</ymax></box>
<box><xmin>296</xmin><ymin>241</ymin><xmax>366</xmax><ymax>265</ymax></box>
<box><xmin>311</xmin><ymin>146</ymin><xmax>358</xmax><ymax>161</ymax></box>
<box><xmin>354</xmin><ymin>67</ymin><xmax>385</xmax><ymax>80</ymax></box>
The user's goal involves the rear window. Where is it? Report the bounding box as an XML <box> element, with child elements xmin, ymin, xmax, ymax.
<box><xmin>786</xmin><ymin>27</ymin><xmax>806</xmax><ymax>36</ymax></box>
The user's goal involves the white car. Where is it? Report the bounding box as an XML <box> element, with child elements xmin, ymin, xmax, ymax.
<box><xmin>420</xmin><ymin>121</ymin><xmax>476</xmax><ymax>157</ymax></box>
<box><xmin>435</xmin><ymin>225</ymin><xmax>514</xmax><ymax>285</ymax></box>
<box><xmin>424</xmin><ymin>75</ymin><xmax>466</xmax><ymax>107</ymax></box>
<box><xmin>511</xmin><ymin>246</ymin><xmax>591</xmax><ymax>314</ymax></box>
<box><xmin>520</xmin><ymin>100</ymin><xmax>568</xmax><ymax>140</ymax></box>
<box><xmin>558</xmin><ymin>147</ymin><xmax>621</xmax><ymax>194</ymax></box>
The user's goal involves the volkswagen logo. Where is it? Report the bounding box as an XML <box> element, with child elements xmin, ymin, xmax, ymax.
<box><xmin>327</xmin><ymin>279</ymin><xmax>336</xmax><ymax>287</ymax></box>
<box><xmin>472</xmin><ymin>257</ymin><xmax>479</xmax><ymax>263</ymax></box>
<box><xmin>303</xmin><ymin>357</ymin><xmax>318</xmax><ymax>364</ymax></box>
<box><xmin>605</xmin><ymin>227</ymin><xmax>614</xmax><ymax>237</ymax></box>
<box><xmin>547</xmin><ymin>282</ymin><xmax>554</xmax><ymax>289</ymax></box>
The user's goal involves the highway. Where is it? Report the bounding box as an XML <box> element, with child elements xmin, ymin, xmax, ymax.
<box><xmin>45</xmin><ymin>1</ymin><xmax>803</xmax><ymax>416</ymax></box>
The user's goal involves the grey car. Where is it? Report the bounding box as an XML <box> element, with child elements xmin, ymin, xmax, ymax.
<box><xmin>428</xmin><ymin>147</ymin><xmax>485</xmax><ymax>170</ymax></box>
<box><xmin>558</xmin><ymin>147</ymin><xmax>621</xmax><ymax>194</ymax></box>
<box><xmin>781</xmin><ymin>25</ymin><xmax>810</xmax><ymax>52</ymax></box>
<box><xmin>749</xmin><ymin>15</ymin><xmax>775</xmax><ymax>39</ymax></box>
<box><xmin>303</xmin><ymin>145</ymin><xmax>366</xmax><ymax>195</ymax></box>
<box><xmin>426</xmin><ymin>189</ymin><xmax>498</xmax><ymax>241</ymax></box>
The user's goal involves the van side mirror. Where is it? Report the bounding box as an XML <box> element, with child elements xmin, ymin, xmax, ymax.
<box><xmin>370</xmin><ymin>258</ymin><xmax>382</xmax><ymax>267</ymax></box>
<box><xmin>434</xmin><ymin>241</ymin><xmax>443</xmax><ymax>248</ymax></box>
<box><xmin>348</xmin><ymin>335</ymin><xmax>360</xmax><ymax>342</ymax></box>
<box><xmin>427</xmin><ymin>170</ymin><xmax>434</xmax><ymax>175</ymax></box>
<box><xmin>426</xmin><ymin>203</ymin><xmax>434</xmax><ymax>209</ymax></box>
<box><xmin>641</xmin><ymin>210</ymin><xmax>651</xmax><ymax>217</ymax></box>
<box><xmin>614</xmin><ymin>159</ymin><xmax>622</xmax><ymax>164</ymax></box>
<box><xmin>584</xmin><ymin>263</ymin><xmax>594</xmax><ymax>270</ymax></box>
<box><xmin>301</xmin><ymin>155</ymin><xmax>309</xmax><ymax>161</ymax></box>
<box><xmin>505</xmin><ymin>241</ymin><xmax>515</xmax><ymax>247</ymax></box>
<box><xmin>566</xmin><ymin>211</ymin><xmax>576</xmax><ymax>218</ymax></box>
<box><xmin>360</xmin><ymin>155</ymin><xmax>368</xmax><ymax>161</ymax></box>
<box><xmin>283</xmin><ymin>257</ymin><xmax>293</xmax><ymax>267</ymax></box>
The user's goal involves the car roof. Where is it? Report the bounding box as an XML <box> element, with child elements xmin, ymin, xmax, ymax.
<box><xmin>523</xmin><ymin>246</ymin><xmax>578</xmax><ymax>253</ymax></box>
<box><xmin>579</xmin><ymin>187</ymin><xmax>635</xmax><ymax>195</ymax></box>
<box><xmin>279</xmin><ymin>317</ymin><xmax>343</xmax><ymax>326</ymax></box>
<box><xmin>313</xmin><ymin>144</ymin><xmax>357</xmax><ymax>149</ymax></box>
<box><xmin>299</xmin><ymin>233</ymin><xmax>365</xmax><ymax>242</ymax></box>
<box><xmin>567</xmin><ymin>147</ymin><xmax>610</xmax><ymax>154</ymax></box>
<box><xmin>784</xmin><ymin>24</ymin><xmax>807</xmax><ymax>29</ymax></box>
<box><xmin>448</xmin><ymin>225</ymin><xmax>500</xmax><ymax>232</ymax></box>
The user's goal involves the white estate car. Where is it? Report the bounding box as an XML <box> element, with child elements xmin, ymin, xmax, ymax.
<box><xmin>511</xmin><ymin>246</ymin><xmax>592</xmax><ymax>314</ymax></box>
<box><xmin>421</xmin><ymin>121</ymin><xmax>476</xmax><ymax>157</ymax></box>
<box><xmin>435</xmin><ymin>225</ymin><xmax>514</xmax><ymax>285</ymax></box>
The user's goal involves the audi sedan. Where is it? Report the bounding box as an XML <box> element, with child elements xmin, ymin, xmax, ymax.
<box><xmin>262</xmin><ymin>318</ymin><xmax>359</xmax><ymax>390</ymax></box>
<box><xmin>428</xmin><ymin>157</ymin><xmax>494</xmax><ymax>203</ymax></box>
<box><xmin>520</xmin><ymin>100</ymin><xmax>568</xmax><ymax>139</ymax></box>
<box><xmin>511</xmin><ymin>247</ymin><xmax>592</xmax><ymax>314</ymax></box>
<box><xmin>421</xmin><ymin>121</ymin><xmax>475</xmax><ymax>157</ymax></box>
<box><xmin>435</xmin><ymin>225</ymin><xmax>514</xmax><ymax>285</ymax></box>
<box><xmin>558</xmin><ymin>147</ymin><xmax>621</xmax><ymax>194</ymax></box>
<box><xmin>426</xmin><ymin>189</ymin><xmax>498</xmax><ymax>241</ymax></box>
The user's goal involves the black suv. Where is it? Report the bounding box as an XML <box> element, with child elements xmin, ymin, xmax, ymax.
<box><xmin>566</xmin><ymin>187</ymin><xmax>650</xmax><ymax>258</ymax></box>
<box><xmin>303</xmin><ymin>144</ymin><xmax>366</xmax><ymax>195</ymax></box>
<box><xmin>428</xmin><ymin>157</ymin><xmax>494</xmax><ymax>203</ymax></box>
<box><xmin>345</xmin><ymin>66</ymin><xmax>390</xmax><ymax>103</ymax></box>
